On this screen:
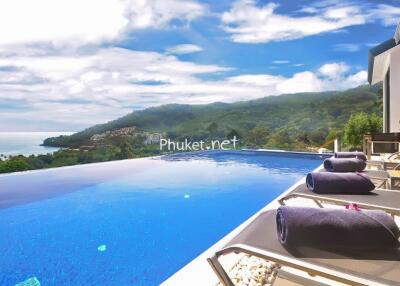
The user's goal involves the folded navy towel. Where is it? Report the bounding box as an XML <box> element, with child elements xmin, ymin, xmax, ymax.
<box><xmin>276</xmin><ymin>206</ymin><xmax>400</xmax><ymax>249</ymax></box>
<box><xmin>306</xmin><ymin>172</ymin><xmax>375</xmax><ymax>194</ymax></box>
<box><xmin>334</xmin><ymin>151</ymin><xmax>367</xmax><ymax>161</ymax></box>
<box><xmin>324</xmin><ymin>158</ymin><xmax>366</xmax><ymax>172</ymax></box>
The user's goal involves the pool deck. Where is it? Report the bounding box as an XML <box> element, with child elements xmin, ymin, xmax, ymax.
<box><xmin>162</xmin><ymin>153</ymin><xmax>326</xmax><ymax>286</ymax></box>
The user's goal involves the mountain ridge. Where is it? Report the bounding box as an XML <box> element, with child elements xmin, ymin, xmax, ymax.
<box><xmin>43</xmin><ymin>84</ymin><xmax>382</xmax><ymax>148</ymax></box>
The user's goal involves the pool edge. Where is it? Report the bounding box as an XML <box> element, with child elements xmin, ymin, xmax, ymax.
<box><xmin>0</xmin><ymin>149</ymin><xmax>329</xmax><ymax>178</ymax></box>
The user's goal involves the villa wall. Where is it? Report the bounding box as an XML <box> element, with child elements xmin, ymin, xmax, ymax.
<box><xmin>390</xmin><ymin>46</ymin><xmax>400</xmax><ymax>132</ymax></box>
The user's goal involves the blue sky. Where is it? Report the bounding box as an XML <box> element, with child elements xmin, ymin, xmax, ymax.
<box><xmin>0</xmin><ymin>0</ymin><xmax>399</xmax><ymax>131</ymax></box>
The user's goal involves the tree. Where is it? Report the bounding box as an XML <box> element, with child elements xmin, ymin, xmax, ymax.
<box><xmin>246</xmin><ymin>126</ymin><xmax>269</xmax><ymax>147</ymax></box>
<box><xmin>206</xmin><ymin>122</ymin><xmax>218</xmax><ymax>135</ymax></box>
<box><xmin>0</xmin><ymin>159</ymin><xmax>30</xmax><ymax>173</ymax></box>
<box><xmin>309</xmin><ymin>128</ymin><xmax>327</xmax><ymax>144</ymax></box>
<box><xmin>323</xmin><ymin>129</ymin><xmax>343</xmax><ymax>150</ymax></box>
<box><xmin>266</xmin><ymin>128</ymin><xmax>295</xmax><ymax>149</ymax></box>
<box><xmin>227</xmin><ymin>129</ymin><xmax>241</xmax><ymax>139</ymax></box>
<box><xmin>344</xmin><ymin>112</ymin><xmax>382</xmax><ymax>148</ymax></box>
<box><xmin>117</xmin><ymin>141</ymin><xmax>134</xmax><ymax>159</ymax></box>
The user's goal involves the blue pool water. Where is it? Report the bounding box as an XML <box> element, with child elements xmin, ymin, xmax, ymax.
<box><xmin>0</xmin><ymin>151</ymin><xmax>324</xmax><ymax>286</ymax></box>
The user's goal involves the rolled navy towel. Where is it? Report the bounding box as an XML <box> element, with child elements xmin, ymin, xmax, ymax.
<box><xmin>324</xmin><ymin>158</ymin><xmax>366</xmax><ymax>172</ymax></box>
<box><xmin>276</xmin><ymin>206</ymin><xmax>400</xmax><ymax>249</ymax></box>
<box><xmin>306</xmin><ymin>172</ymin><xmax>375</xmax><ymax>194</ymax></box>
<box><xmin>334</xmin><ymin>151</ymin><xmax>367</xmax><ymax>161</ymax></box>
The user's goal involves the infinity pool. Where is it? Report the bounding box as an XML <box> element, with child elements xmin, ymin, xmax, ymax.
<box><xmin>0</xmin><ymin>151</ymin><xmax>324</xmax><ymax>286</ymax></box>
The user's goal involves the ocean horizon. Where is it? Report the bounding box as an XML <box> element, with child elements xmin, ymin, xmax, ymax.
<box><xmin>0</xmin><ymin>132</ymin><xmax>74</xmax><ymax>157</ymax></box>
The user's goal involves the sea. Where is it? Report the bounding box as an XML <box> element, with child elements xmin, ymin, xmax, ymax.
<box><xmin>0</xmin><ymin>132</ymin><xmax>74</xmax><ymax>157</ymax></box>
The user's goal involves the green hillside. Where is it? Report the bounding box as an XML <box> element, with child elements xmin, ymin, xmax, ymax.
<box><xmin>44</xmin><ymin>85</ymin><xmax>382</xmax><ymax>149</ymax></box>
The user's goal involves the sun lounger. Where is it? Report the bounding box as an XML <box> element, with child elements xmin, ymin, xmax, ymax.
<box><xmin>367</xmin><ymin>152</ymin><xmax>400</xmax><ymax>170</ymax></box>
<box><xmin>381</xmin><ymin>152</ymin><xmax>400</xmax><ymax>170</ymax></box>
<box><xmin>384</xmin><ymin>161</ymin><xmax>400</xmax><ymax>170</ymax></box>
<box><xmin>319</xmin><ymin>167</ymin><xmax>390</xmax><ymax>189</ymax></box>
<box><xmin>324</xmin><ymin>157</ymin><xmax>366</xmax><ymax>172</ymax></box>
<box><xmin>335</xmin><ymin>151</ymin><xmax>367</xmax><ymax>161</ymax></box>
<box><xmin>279</xmin><ymin>183</ymin><xmax>400</xmax><ymax>216</ymax></box>
<box><xmin>306</xmin><ymin>172</ymin><xmax>375</xmax><ymax>194</ymax></box>
<box><xmin>208</xmin><ymin>209</ymin><xmax>400</xmax><ymax>286</ymax></box>
<box><xmin>363</xmin><ymin>169</ymin><xmax>390</xmax><ymax>179</ymax></box>
<box><xmin>277</xmin><ymin>206</ymin><xmax>399</xmax><ymax>249</ymax></box>
<box><xmin>350</xmin><ymin>169</ymin><xmax>390</xmax><ymax>189</ymax></box>
<box><xmin>364</xmin><ymin>159</ymin><xmax>400</xmax><ymax>189</ymax></box>
<box><xmin>368</xmin><ymin>159</ymin><xmax>400</xmax><ymax>171</ymax></box>
<box><xmin>388</xmin><ymin>152</ymin><xmax>400</xmax><ymax>161</ymax></box>
<box><xmin>335</xmin><ymin>150</ymin><xmax>400</xmax><ymax>171</ymax></box>
<box><xmin>274</xmin><ymin>269</ymin><xmax>331</xmax><ymax>286</ymax></box>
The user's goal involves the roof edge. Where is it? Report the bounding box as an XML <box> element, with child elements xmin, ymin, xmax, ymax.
<box><xmin>368</xmin><ymin>38</ymin><xmax>397</xmax><ymax>84</ymax></box>
<box><xmin>395</xmin><ymin>22</ymin><xmax>400</xmax><ymax>44</ymax></box>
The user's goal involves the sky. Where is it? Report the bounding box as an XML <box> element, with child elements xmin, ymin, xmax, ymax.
<box><xmin>0</xmin><ymin>0</ymin><xmax>399</xmax><ymax>131</ymax></box>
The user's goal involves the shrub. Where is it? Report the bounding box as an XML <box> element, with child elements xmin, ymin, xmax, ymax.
<box><xmin>0</xmin><ymin>159</ymin><xmax>30</xmax><ymax>173</ymax></box>
<box><xmin>246</xmin><ymin>126</ymin><xmax>269</xmax><ymax>147</ymax></box>
<box><xmin>344</xmin><ymin>113</ymin><xmax>382</xmax><ymax>148</ymax></box>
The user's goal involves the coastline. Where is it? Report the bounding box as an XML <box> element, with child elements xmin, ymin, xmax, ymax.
<box><xmin>0</xmin><ymin>132</ymin><xmax>73</xmax><ymax>157</ymax></box>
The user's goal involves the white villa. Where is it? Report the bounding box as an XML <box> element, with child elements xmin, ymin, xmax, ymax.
<box><xmin>369</xmin><ymin>22</ymin><xmax>400</xmax><ymax>133</ymax></box>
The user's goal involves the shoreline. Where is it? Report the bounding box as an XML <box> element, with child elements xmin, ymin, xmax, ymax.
<box><xmin>0</xmin><ymin>131</ymin><xmax>73</xmax><ymax>157</ymax></box>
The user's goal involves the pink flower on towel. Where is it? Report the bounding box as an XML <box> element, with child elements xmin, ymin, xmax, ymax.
<box><xmin>345</xmin><ymin>203</ymin><xmax>361</xmax><ymax>211</ymax></box>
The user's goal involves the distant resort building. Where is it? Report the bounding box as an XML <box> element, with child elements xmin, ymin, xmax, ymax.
<box><xmin>144</xmin><ymin>133</ymin><xmax>162</xmax><ymax>145</ymax></box>
<box><xmin>368</xmin><ymin>22</ymin><xmax>400</xmax><ymax>133</ymax></box>
<box><xmin>90</xmin><ymin>126</ymin><xmax>137</xmax><ymax>141</ymax></box>
<box><xmin>89</xmin><ymin>126</ymin><xmax>162</xmax><ymax>146</ymax></box>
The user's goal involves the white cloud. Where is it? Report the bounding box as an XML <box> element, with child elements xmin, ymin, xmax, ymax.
<box><xmin>221</xmin><ymin>0</ymin><xmax>400</xmax><ymax>44</ymax></box>
<box><xmin>0</xmin><ymin>47</ymin><xmax>234</xmax><ymax>129</ymax></box>
<box><xmin>0</xmin><ymin>0</ymin><xmax>205</xmax><ymax>46</ymax></box>
<box><xmin>344</xmin><ymin>70</ymin><xmax>368</xmax><ymax>87</ymax></box>
<box><xmin>334</xmin><ymin>42</ymin><xmax>387</xmax><ymax>52</ymax></box>
<box><xmin>126</xmin><ymin>0</ymin><xmax>205</xmax><ymax>30</ymax></box>
<box><xmin>318</xmin><ymin>62</ymin><xmax>350</xmax><ymax>79</ymax></box>
<box><xmin>0</xmin><ymin>46</ymin><xmax>367</xmax><ymax>130</ymax></box>
<box><xmin>221</xmin><ymin>1</ymin><xmax>366</xmax><ymax>43</ymax></box>
<box><xmin>0</xmin><ymin>0</ymin><xmax>126</xmax><ymax>46</ymax></box>
<box><xmin>228</xmin><ymin>64</ymin><xmax>366</xmax><ymax>96</ymax></box>
<box><xmin>272</xmin><ymin>60</ymin><xmax>290</xmax><ymax>64</ymax></box>
<box><xmin>372</xmin><ymin>4</ymin><xmax>400</xmax><ymax>26</ymax></box>
<box><xmin>228</xmin><ymin>74</ymin><xmax>285</xmax><ymax>87</ymax></box>
<box><xmin>334</xmin><ymin>43</ymin><xmax>360</xmax><ymax>52</ymax></box>
<box><xmin>276</xmin><ymin>72</ymin><xmax>323</xmax><ymax>94</ymax></box>
<box><xmin>166</xmin><ymin>44</ymin><xmax>203</xmax><ymax>54</ymax></box>
<box><xmin>0</xmin><ymin>48</ymin><xmax>229</xmax><ymax>85</ymax></box>
<box><xmin>365</xmin><ymin>42</ymin><xmax>379</xmax><ymax>48</ymax></box>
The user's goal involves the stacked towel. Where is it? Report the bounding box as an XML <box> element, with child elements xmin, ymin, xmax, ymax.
<box><xmin>276</xmin><ymin>206</ymin><xmax>400</xmax><ymax>249</ymax></box>
<box><xmin>324</xmin><ymin>158</ymin><xmax>366</xmax><ymax>172</ymax></box>
<box><xmin>306</xmin><ymin>172</ymin><xmax>375</xmax><ymax>194</ymax></box>
<box><xmin>334</xmin><ymin>151</ymin><xmax>367</xmax><ymax>161</ymax></box>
